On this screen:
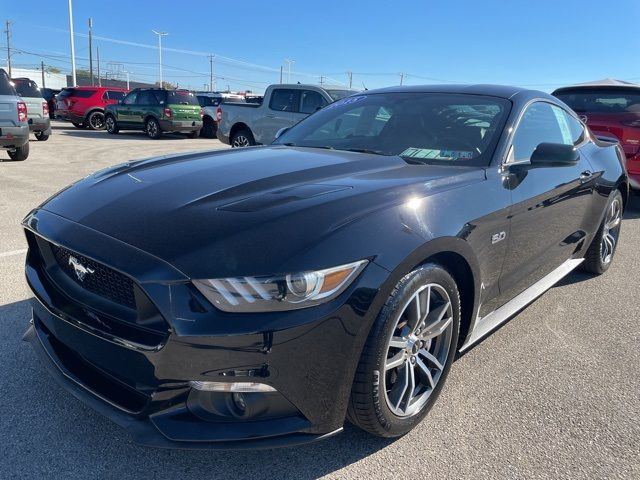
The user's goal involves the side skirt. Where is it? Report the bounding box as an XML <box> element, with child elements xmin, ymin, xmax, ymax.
<box><xmin>460</xmin><ymin>258</ymin><xmax>584</xmax><ymax>352</ymax></box>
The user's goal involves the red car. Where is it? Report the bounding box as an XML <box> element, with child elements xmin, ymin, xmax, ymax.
<box><xmin>55</xmin><ymin>86</ymin><xmax>129</xmax><ymax>130</ymax></box>
<box><xmin>553</xmin><ymin>79</ymin><xmax>640</xmax><ymax>191</ymax></box>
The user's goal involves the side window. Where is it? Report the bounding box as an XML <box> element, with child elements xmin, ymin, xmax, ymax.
<box><xmin>136</xmin><ymin>91</ymin><xmax>155</xmax><ymax>105</ymax></box>
<box><xmin>106</xmin><ymin>91</ymin><xmax>126</xmax><ymax>102</ymax></box>
<box><xmin>299</xmin><ymin>90</ymin><xmax>327</xmax><ymax>114</ymax></box>
<box><xmin>511</xmin><ymin>102</ymin><xmax>566</xmax><ymax>162</ymax></box>
<box><xmin>122</xmin><ymin>91</ymin><xmax>138</xmax><ymax>105</ymax></box>
<box><xmin>269</xmin><ymin>89</ymin><xmax>300</xmax><ymax>112</ymax></box>
<box><xmin>152</xmin><ymin>90</ymin><xmax>166</xmax><ymax>105</ymax></box>
<box><xmin>561</xmin><ymin>109</ymin><xmax>585</xmax><ymax>145</ymax></box>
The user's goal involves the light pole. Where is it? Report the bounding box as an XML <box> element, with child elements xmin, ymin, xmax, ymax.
<box><xmin>125</xmin><ymin>71</ymin><xmax>131</xmax><ymax>90</ymax></box>
<box><xmin>284</xmin><ymin>58</ymin><xmax>295</xmax><ymax>83</ymax></box>
<box><xmin>68</xmin><ymin>0</ymin><xmax>77</xmax><ymax>86</ymax></box>
<box><xmin>152</xmin><ymin>30</ymin><xmax>168</xmax><ymax>88</ymax></box>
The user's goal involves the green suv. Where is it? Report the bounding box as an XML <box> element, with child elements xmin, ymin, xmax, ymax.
<box><xmin>105</xmin><ymin>88</ymin><xmax>203</xmax><ymax>139</ymax></box>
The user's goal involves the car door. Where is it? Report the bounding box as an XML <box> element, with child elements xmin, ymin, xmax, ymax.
<box><xmin>118</xmin><ymin>91</ymin><xmax>138</xmax><ymax>126</ymax></box>
<box><xmin>292</xmin><ymin>90</ymin><xmax>328</xmax><ymax>123</ymax></box>
<box><xmin>129</xmin><ymin>90</ymin><xmax>151</xmax><ymax>128</ymax></box>
<box><xmin>498</xmin><ymin>101</ymin><xmax>594</xmax><ymax>304</ymax></box>
<box><xmin>253</xmin><ymin>88</ymin><xmax>299</xmax><ymax>144</ymax></box>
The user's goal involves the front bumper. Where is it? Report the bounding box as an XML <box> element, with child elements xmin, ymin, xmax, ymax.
<box><xmin>21</xmin><ymin>208</ymin><xmax>387</xmax><ymax>448</ymax></box>
<box><xmin>159</xmin><ymin>119</ymin><xmax>203</xmax><ymax>132</ymax></box>
<box><xmin>0</xmin><ymin>124</ymin><xmax>30</xmax><ymax>148</ymax></box>
<box><xmin>28</xmin><ymin>117</ymin><xmax>52</xmax><ymax>134</ymax></box>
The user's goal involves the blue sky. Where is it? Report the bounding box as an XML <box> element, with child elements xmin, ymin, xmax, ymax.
<box><xmin>3</xmin><ymin>0</ymin><xmax>640</xmax><ymax>93</ymax></box>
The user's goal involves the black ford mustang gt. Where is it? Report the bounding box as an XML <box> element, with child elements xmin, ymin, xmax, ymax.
<box><xmin>22</xmin><ymin>85</ymin><xmax>628</xmax><ymax>449</ymax></box>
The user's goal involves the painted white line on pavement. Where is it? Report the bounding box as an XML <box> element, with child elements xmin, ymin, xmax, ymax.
<box><xmin>0</xmin><ymin>248</ymin><xmax>27</xmax><ymax>258</ymax></box>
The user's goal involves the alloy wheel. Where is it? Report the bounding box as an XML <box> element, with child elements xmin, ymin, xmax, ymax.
<box><xmin>232</xmin><ymin>135</ymin><xmax>250</xmax><ymax>147</ymax></box>
<box><xmin>89</xmin><ymin>113</ymin><xmax>104</xmax><ymax>129</ymax></box>
<box><xmin>384</xmin><ymin>283</ymin><xmax>454</xmax><ymax>417</ymax></box>
<box><xmin>106</xmin><ymin>117</ymin><xmax>115</xmax><ymax>132</ymax></box>
<box><xmin>601</xmin><ymin>197</ymin><xmax>622</xmax><ymax>264</ymax></box>
<box><xmin>147</xmin><ymin>120</ymin><xmax>158</xmax><ymax>138</ymax></box>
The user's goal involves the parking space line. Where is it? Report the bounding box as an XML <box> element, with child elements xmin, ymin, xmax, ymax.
<box><xmin>0</xmin><ymin>248</ymin><xmax>27</xmax><ymax>258</ymax></box>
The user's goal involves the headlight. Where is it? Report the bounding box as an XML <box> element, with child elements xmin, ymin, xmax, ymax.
<box><xmin>193</xmin><ymin>260</ymin><xmax>368</xmax><ymax>312</ymax></box>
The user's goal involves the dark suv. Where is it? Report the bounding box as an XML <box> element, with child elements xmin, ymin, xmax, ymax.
<box><xmin>553</xmin><ymin>82</ymin><xmax>640</xmax><ymax>191</ymax></box>
<box><xmin>105</xmin><ymin>89</ymin><xmax>203</xmax><ymax>139</ymax></box>
<box><xmin>55</xmin><ymin>86</ymin><xmax>129</xmax><ymax>130</ymax></box>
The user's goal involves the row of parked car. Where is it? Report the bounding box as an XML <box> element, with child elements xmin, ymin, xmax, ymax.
<box><xmin>1</xmin><ymin>66</ymin><xmax>639</xmax><ymax>190</ymax></box>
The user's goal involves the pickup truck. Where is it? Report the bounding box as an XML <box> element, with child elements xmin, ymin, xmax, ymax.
<box><xmin>217</xmin><ymin>84</ymin><xmax>357</xmax><ymax>147</ymax></box>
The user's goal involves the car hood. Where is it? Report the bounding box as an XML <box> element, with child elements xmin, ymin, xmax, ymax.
<box><xmin>40</xmin><ymin>146</ymin><xmax>484</xmax><ymax>277</ymax></box>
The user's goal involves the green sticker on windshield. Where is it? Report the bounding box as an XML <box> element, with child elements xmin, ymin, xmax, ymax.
<box><xmin>551</xmin><ymin>105</ymin><xmax>573</xmax><ymax>145</ymax></box>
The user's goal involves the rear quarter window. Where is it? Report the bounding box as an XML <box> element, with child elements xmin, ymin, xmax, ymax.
<box><xmin>72</xmin><ymin>89</ymin><xmax>98</xmax><ymax>98</ymax></box>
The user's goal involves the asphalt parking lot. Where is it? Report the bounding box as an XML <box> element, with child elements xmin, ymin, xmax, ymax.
<box><xmin>1</xmin><ymin>122</ymin><xmax>639</xmax><ymax>479</ymax></box>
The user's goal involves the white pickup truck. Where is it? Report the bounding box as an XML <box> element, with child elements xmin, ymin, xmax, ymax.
<box><xmin>217</xmin><ymin>84</ymin><xmax>357</xmax><ymax>147</ymax></box>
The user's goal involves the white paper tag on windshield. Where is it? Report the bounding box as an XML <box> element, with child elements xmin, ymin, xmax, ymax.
<box><xmin>400</xmin><ymin>147</ymin><xmax>474</xmax><ymax>160</ymax></box>
<box><xmin>551</xmin><ymin>106</ymin><xmax>573</xmax><ymax>145</ymax></box>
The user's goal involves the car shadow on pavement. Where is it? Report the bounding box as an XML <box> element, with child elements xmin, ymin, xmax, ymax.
<box><xmin>57</xmin><ymin>130</ymin><xmax>199</xmax><ymax>141</ymax></box>
<box><xmin>624</xmin><ymin>193</ymin><xmax>640</xmax><ymax>219</ymax></box>
<box><xmin>1</xmin><ymin>298</ymin><xmax>396</xmax><ymax>479</ymax></box>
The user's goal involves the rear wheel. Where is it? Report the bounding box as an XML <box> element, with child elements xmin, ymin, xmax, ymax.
<box><xmin>187</xmin><ymin>130</ymin><xmax>199</xmax><ymax>139</ymax></box>
<box><xmin>87</xmin><ymin>111</ymin><xmax>105</xmax><ymax>130</ymax></box>
<box><xmin>7</xmin><ymin>142</ymin><xmax>29</xmax><ymax>161</ymax></box>
<box><xmin>231</xmin><ymin>129</ymin><xmax>254</xmax><ymax>147</ymax></box>
<box><xmin>35</xmin><ymin>132</ymin><xmax>49</xmax><ymax>141</ymax></box>
<box><xmin>582</xmin><ymin>190</ymin><xmax>623</xmax><ymax>275</ymax></box>
<box><xmin>348</xmin><ymin>263</ymin><xmax>460</xmax><ymax>437</ymax></box>
<box><xmin>72</xmin><ymin>122</ymin><xmax>86</xmax><ymax>129</ymax></box>
<box><xmin>105</xmin><ymin>115</ymin><xmax>119</xmax><ymax>134</ymax></box>
<box><xmin>145</xmin><ymin>118</ymin><xmax>162</xmax><ymax>139</ymax></box>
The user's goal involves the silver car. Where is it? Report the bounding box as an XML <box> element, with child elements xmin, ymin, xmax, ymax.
<box><xmin>0</xmin><ymin>69</ymin><xmax>30</xmax><ymax>160</ymax></box>
<box><xmin>11</xmin><ymin>77</ymin><xmax>51</xmax><ymax>141</ymax></box>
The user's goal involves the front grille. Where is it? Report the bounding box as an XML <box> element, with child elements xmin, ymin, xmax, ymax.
<box><xmin>51</xmin><ymin>244</ymin><xmax>136</xmax><ymax>309</ymax></box>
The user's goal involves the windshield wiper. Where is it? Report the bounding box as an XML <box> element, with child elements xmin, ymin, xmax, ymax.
<box><xmin>343</xmin><ymin>148</ymin><xmax>386</xmax><ymax>155</ymax></box>
<box><xmin>282</xmin><ymin>143</ymin><xmax>335</xmax><ymax>150</ymax></box>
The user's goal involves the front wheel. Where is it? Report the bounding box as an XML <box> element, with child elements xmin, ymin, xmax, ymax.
<box><xmin>145</xmin><ymin>118</ymin><xmax>162</xmax><ymax>139</ymax></box>
<box><xmin>348</xmin><ymin>263</ymin><xmax>460</xmax><ymax>437</ymax></box>
<box><xmin>35</xmin><ymin>132</ymin><xmax>49</xmax><ymax>141</ymax></box>
<box><xmin>105</xmin><ymin>115</ymin><xmax>119</xmax><ymax>134</ymax></box>
<box><xmin>87</xmin><ymin>111</ymin><xmax>105</xmax><ymax>130</ymax></box>
<box><xmin>7</xmin><ymin>142</ymin><xmax>29</xmax><ymax>161</ymax></box>
<box><xmin>582</xmin><ymin>190</ymin><xmax>623</xmax><ymax>275</ymax></box>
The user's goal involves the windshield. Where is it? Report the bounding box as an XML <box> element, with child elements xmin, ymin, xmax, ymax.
<box><xmin>166</xmin><ymin>90</ymin><xmax>199</xmax><ymax>105</ymax></box>
<box><xmin>57</xmin><ymin>88</ymin><xmax>75</xmax><ymax>98</ymax></box>
<box><xmin>12</xmin><ymin>79</ymin><xmax>41</xmax><ymax>98</ymax></box>
<box><xmin>555</xmin><ymin>88</ymin><xmax>640</xmax><ymax>114</ymax></box>
<box><xmin>275</xmin><ymin>92</ymin><xmax>511</xmax><ymax>166</ymax></box>
<box><xmin>326</xmin><ymin>89</ymin><xmax>357</xmax><ymax>101</ymax></box>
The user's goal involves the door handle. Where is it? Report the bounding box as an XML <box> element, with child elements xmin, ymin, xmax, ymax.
<box><xmin>580</xmin><ymin>170</ymin><xmax>593</xmax><ymax>183</ymax></box>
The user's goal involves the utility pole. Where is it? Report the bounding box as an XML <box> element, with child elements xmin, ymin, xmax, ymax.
<box><xmin>41</xmin><ymin>61</ymin><xmax>45</xmax><ymax>87</ymax></box>
<box><xmin>399</xmin><ymin>72</ymin><xmax>404</xmax><ymax>86</ymax></box>
<box><xmin>279</xmin><ymin>65</ymin><xmax>283</xmax><ymax>84</ymax></box>
<box><xmin>5</xmin><ymin>20</ymin><xmax>11</xmax><ymax>77</ymax></box>
<box><xmin>68</xmin><ymin>0</ymin><xmax>77</xmax><ymax>86</ymax></box>
<box><xmin>208</xmin><ymin>54</ymin><xmax>215</xmax><ymax>92</ymax></box>
<box><xmin>88</xmin><ymin>18</ymin><xmax>93</xmax><ymax>85</ymax></box>
<box><xmin>96</xmin><ymin>46</ymin><xmax>101</xmax><ymax>86</ymax></box>
<box><xmin>319</xmin><ymin>75</ymin><xmax>324</xmax><ymax>85</ymax></box>
<box><xmin>152</xmin><ymin>30</ymin><xmax>168</xmax><ymax>88</ymax></box>
<box><xmin>284</xmin><ymin>58</ymin><xmax>295</xmax><ymax>83</ymax></box>
<box><xmin>347</xmin><ymin>71</ymin><xmax>353</xmax><ymax>89</ymax></box>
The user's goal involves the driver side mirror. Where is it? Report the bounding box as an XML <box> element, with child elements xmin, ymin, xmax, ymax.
<box><xmin>275</xmin><ymin>127</ymin><xmax>289</xmax><ymax>139</ymax></box>
<box><xmin>530</xmin><ymin>142</ymin><xmax>579</xmax><ymax>166</ymax></box>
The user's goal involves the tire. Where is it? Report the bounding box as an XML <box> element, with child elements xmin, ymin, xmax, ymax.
<box><xmin>581</xmin><ymin>190</ymin><xmax>623</xmax><ymax>275</ymax></box>
<box><xmin>86</xmin><ymin>111</ymin><xmax>105</xmax><ymax>130</ymax></box>
<box><xmin>72</xmin><ymin>122</ymin><xmax>86</xmax><ymax>129</ymax></box>
<box><xmin>7</xmin><ymin>142</ymin><xmax>29</xmax><ymax>161</ymax></box>
<box><xmin>35</xmin><ymin>132</ymin><xmax>49</xmax><ymax>141</ymax></box>
<box><xmin>231</xmin><ymin>129</ymin><xmax>254</xmax><ymax>147</ymax></box>
<box><xmin>187</xmin><ymin>130</ymin><xmax>199</xmax><ymax>139</ymax></box>
<box><xmin>105</xmin><ymin>115</ymin><xmax>119</xmax><ymax>134</ymax></box>
<box><xmin>348</xmin><ymin>263</ymin><xmax>460</xmax><ymax>437</ymax></box>
<box><xmin>145</xmin><ymin>118</ymin><xmax>162</xmax><ymax>139</ymax></box>
<box><xmin>200</xmin><ymin>117</ymin><xmax>217</xmax><ymax>138</ymax></box>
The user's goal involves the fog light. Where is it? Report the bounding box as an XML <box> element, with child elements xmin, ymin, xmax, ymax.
<box><xmin>189</xmin><ymin>380</ymin><xmax>276</xmax><ymax>393</ymax></box>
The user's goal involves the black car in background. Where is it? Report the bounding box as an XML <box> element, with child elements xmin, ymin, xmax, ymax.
<box><xmin>41</xmin><ymin>88</ymin><xmax>61</xmax><ymax>119</ymax></box>
<box><xmin>22</xmin><ymin>85</ymin><xmax>628</xmax><ymax>448</ymax></box>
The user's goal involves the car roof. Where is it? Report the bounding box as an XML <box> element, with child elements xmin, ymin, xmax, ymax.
<box><xmin>362</xmin><ymin>84</ymin><xmax>545</xmax><ymax>100</ymax></box>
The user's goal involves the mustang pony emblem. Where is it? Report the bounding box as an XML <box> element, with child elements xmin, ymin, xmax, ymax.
<box><xmin>68</xmin><ymin>256</ymin><xmax>95</xmax><ymax>281</ymax></box>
